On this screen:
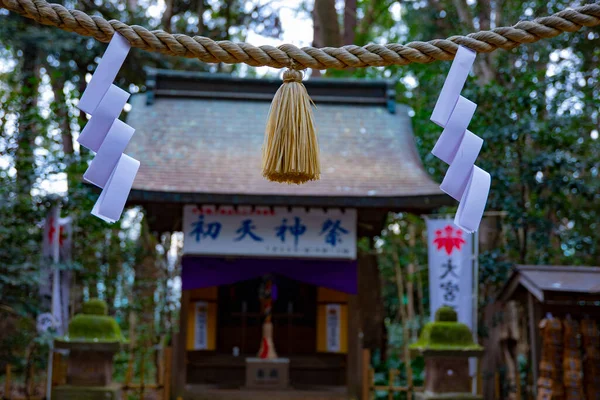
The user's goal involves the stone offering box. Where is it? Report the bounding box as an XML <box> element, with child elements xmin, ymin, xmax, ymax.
<box><xmin>245</xmin><ymin>357</ymin><xmax>290</xmax><ymax>390</ymax></box>
<box><xmin>409</xmin><ymin>306</ymin><xmax>483</xmax><ymax>400</ymax></box>
<box><xmin>53</xmin><ymin>299</ymin><xmax>127</xmax><ymax>400</ymax></box>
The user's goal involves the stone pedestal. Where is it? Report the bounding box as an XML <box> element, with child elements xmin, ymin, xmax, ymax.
<box><xmin>425</xmin><ymin>357</ymin><xmax>470</xmax><ymax>393</ymax></box>
<box><xmin>53</xmin><ymin>299</ymin><xmax>126</xmax><ymax>400</ymax></box>
<box><xmin>62</xmin><ymin>344</ymin><xmax>119</xmax><ymax>386</ymax></box>
<box><xmin>245</xmin><ymin>357</ymin><xmax>290</xmax><ymax>390</ymax></box>
<box><xmin>410</xmin><ymin>306</ymin><xmax>483</xmax><ymax>400</ymax></box>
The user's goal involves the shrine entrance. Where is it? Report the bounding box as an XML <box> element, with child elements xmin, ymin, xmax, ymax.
<box><xmin>219</xmin><ymin>275</ymin><xmax>317</xmax><ymax>357</ymax></box>
<box><xmin>181</xmin><ymin>254</ymin><xmax>354</xmax><ymax>392</ymax></box>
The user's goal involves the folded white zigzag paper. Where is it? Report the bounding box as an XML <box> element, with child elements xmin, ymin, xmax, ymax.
<box><xmin>77</xmin><ymin>33</ymin><xmax>139</xmax><ymax>223</ymax></box>
<box><xmin>430</xmin><ymin>46</ymin><xmax>491</xmax><ymax>233</ymax></box>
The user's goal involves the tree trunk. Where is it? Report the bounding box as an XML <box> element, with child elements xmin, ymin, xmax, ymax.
<box><xmin>133</xmin><ymin>217</ymin><xmax>159</xmax><ymax>347</ymax></box>
<box><xmin>105</xmin><ymin>228</ymin><xmax>122</xmax><ymax>315</ymax></box>
<box><xmin>314</xmin><ymin>0</ymin><xmax>341</xmax><ymax>47</ymax></box>
<box><xmin>311</xmin><ymin>7</ymin><xmax>322</xmax><ymax>78</ymax></box>
<box><xmin>391</xmin><ymin>245</ymin><xmax>414</xmax><ymax>397</ymax></box>
<box><xmin>161</xmin><ymin>0</ymin><xmax>174</xmax><ymax>33</ymax></box>
<box><xmin>197</xmin><ymin>0</ymin><xmax>205</xmax><ymax>35</ymax></box>
<box><xmin>15</xmin><ymin>43</ymin><xmax>40</xmax><ymax>198</ymax></box>
<box><xmin>223</xmin><ymin>0</ymin><xmax>232</xmax><ymax>40</ymax></box>
<box><xmin>126</xmin><ymin>0</ymin><xmax>137</xmax><ymax>13</ymax></box>
<box><xmin>407</xmin><ymin>226</ymin><xmax>417</xmax><ymax>340</ymax></box>
<box><xmin>51</xmin><ymin>78</ymin><xmax>73</xmax><ymax>155</ymax></box>
<box><xmin>358</xmin><ymin>248</ymin><xmax>384</xmax><ymax>354</ymax></box>
<box><xmin>216</xmin><ymin>0</ymin><xmax>233</xmax><ymax>73</ymax></box>
<box><xmin>343</xmin><ymin>0</ymin><xmax>357</xmax><ymax>45</ymax></box>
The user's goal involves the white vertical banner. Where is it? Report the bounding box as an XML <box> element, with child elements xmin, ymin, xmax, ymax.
<box><xmin>326</xmin><ymin>304</ymin><xmax>341</xmax><ymax>352</ymax></box>
<box><xmin>194</xmin><ymin>301</ymin><xmax>208</xmax><ymax>350</ymax></box>
<box><xmin>425</xmin><ymin>218</ymin><xmax>474</xmax><ymax>331</ymax></box>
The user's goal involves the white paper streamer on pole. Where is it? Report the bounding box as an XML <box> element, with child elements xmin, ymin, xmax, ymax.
<box><xmin>77</xmin><ymin>33</ymin><xmax>139</xmax><ymax>223</ymax></box>
<box><xmin>425</xmin><ymin>218</ymin><xmax>473</xmax><ymax>330</ymax></box>
<box><xmin>430</xmin><ymin>46</ymin><xmax>490</xmax><ymax>233</ymax></box>
<box><xmin>425</xmin><ymin>217</ymin><xmax>477</xmax><ymax>377</ymax></box>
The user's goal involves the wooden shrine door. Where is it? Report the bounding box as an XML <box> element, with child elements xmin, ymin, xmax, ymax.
<box><xmin>218</xmin><ymin>275</ymin><xmax>317</xmax><ymax>356</ymax></box>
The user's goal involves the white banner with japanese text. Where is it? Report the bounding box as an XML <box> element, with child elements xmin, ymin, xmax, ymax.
<box><xmin>326</xmin><ymin>304</ymin><xmax>341</xmax><ymax>352</ymax></box>
<box><xmin>194</xmin><ymin>301</ymin><xmax>208</xmax><ymax>350</ymax></box>
<box><xmin>183</xmin><ymin>205</ymin><xmax>357</xmax><ymax>259</ymax></box>
<box><xmin>426</xmin><ymin>218</ymin><xmax>474</xmax><ymax>331</ymax></box>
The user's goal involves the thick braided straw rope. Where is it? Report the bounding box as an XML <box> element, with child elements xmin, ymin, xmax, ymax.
<box><xmin>1</xmin><ymin>0</ymin><xmax>599</xmax><ymax>69</ymax></box>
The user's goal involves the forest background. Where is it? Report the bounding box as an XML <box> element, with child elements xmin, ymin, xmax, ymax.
<box><xmin>0</xmin><ymin>0</ymin><xmax>598</xmax><ymax>396</ymax></box>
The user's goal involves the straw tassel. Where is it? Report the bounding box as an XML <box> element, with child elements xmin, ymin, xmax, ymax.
<box><xmin>262</xmin><ymin>69</ymin><xmax>320</xmax><ymax>184</ymax></box>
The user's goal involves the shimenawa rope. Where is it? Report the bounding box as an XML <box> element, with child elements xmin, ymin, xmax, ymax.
<box><xmin>1</xmin><ymin>0</ymin><xmax>599</xmax><ymax>70</ymax></box>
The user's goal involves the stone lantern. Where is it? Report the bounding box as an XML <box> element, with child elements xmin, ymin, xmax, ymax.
<box><xmin>409</xmin><ymin>306</ymin><xmax>483</xmax><ymax>400</ymax></box>
<box><xmin>53</xmin><ymin>299</ymin><xmax>127</xmax><ymax>400</ymax></box>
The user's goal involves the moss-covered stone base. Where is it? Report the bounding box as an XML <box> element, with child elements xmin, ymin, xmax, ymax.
<box><xmin>52</xmin><ymin>383</ymin><xmax>121</xmax><ymax>400</ymax></box>
<box><xmin>415</xmin><ymin>392</ymin><xmax>482</xmax><ymax>400</ymax></box>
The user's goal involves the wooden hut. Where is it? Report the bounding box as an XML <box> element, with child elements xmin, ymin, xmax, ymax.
<box><xmin>497</xmin><ymin>265</ymin><xmax>600</xmax><ymax>398</ymax></box>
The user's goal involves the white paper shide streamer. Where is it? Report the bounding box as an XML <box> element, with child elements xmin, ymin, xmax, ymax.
<box><xmin>430</xmin><ymin>46</ymin><xmax>491</xmax><ymax>233</ymax></box>
<box><xmin>76</xmin><ymin>33</ymin><xmax>139</xmax><ymax>223</ymax></box>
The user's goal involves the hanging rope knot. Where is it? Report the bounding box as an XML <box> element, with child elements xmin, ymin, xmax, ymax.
<box><xmin>283</xmin><ymin>69</ymin><xmax>303</xmax><ymax>83</ymax></box>
<box><xmin>262</xmin><ymin>67</ymin><xmax>320</xmax><ymax>184</ymax></box>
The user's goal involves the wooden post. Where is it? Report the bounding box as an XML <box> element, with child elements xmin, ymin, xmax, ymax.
<box><xmin>415</xmin><ymin>266</ymin><xmax>425</xmax><ymax>324</ymax></box>
<box><xmin>5</xmin><ymin>364</ymin><xmax>11</xmax><ymax>400</ymax></box>
<box><xmin>495</xmin><ymin>372</ymin><xmax>500</xmax><ymax>398</ymax></box>
<box><xmin>174</xmin><ymin>290</ymin><xmax>190</xmax><ymax>399</ymax></box>
<box><xmin>287</xmin><ymin>302</ymin><xmax>292</xmax><ymax>354</ymax></box>
<box><xmin>415</xmin><ymin>226</ymin><xmax>425</xmax><ymax>320</ymax></box>
<box><xmin>51</xmin><ymin>351</ymin><xmax>66</xmax><ymax>387</ymax></box>
<box><xmin>361</xmin><ymin>349</ymin><xmax>371</xmax><ymax>400</ymax></box>
<box><xmin>163</xmin><ymin>347</ymin><xmax>172</xmax><ymax>400</ymax></box>
<box><xmin>126</xmin><ymin>312</ymin><xmax>137</xmax><ymax>387</ymax></box>
<box><xmin>477</xmin><ymin>358</ymin><xmax>483</xmax><ymax>396</ymax></box>
<box><xmin>391</xmin><ymin>246</ymin><xmax>413</xmax><ymax>400</ymax></box>
<box><xmin>347</xmin><ymin>295</ymin><xmax>362</xmax><ymax>398</ymax></box>
<box><xmin>241</xmin><ymin>301</ymin><xmax>247</xmax><ymax>354</ymax></box>
<box><xmin>158</xmin><ymin>350</ymin><xmax>164</xmax><ymax>387</ymax></box>
<box><xmin>527</xmin><ymin>293</ymin><xmax>539</xmax><ymax>397</ymax></box>
<box><xmin>28</xmin><ymin>362</ymin><xmax>35</xmax><ymax>397</ymax></box>
<box><xmin>515</xmin><ymin>363</ymin><xmax>521</xmax><ymax>400</ymax></box>
<box><xmin>140</xmin><ymin>349</ymin><xmax>145</xmax><ymax>400</ymax></box>
<box><xmin>387</xmin><ymin>369</ymin><xmax>396</xmax><ymax>400</ymax></box>
<box><xmin>387</xmin><ymin>369</ymin><xmax>393</xmax><ymax>400</ymax></box>
<box><xmin>407</xmin><ymin>226</ymin><xmax>416</xmax><ymax>340</ymax></box>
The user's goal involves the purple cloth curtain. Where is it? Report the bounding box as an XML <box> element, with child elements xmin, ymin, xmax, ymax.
<box><xmin>181</xmin><ymin>256</ymin><xmax>357</xmax><ymax>294</ymax></box>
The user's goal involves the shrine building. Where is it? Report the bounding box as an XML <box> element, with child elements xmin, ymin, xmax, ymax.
<box><xmin>124</xmin><ymin>69</ymin><xmax>447</xmax><ymax>399</ymax></box>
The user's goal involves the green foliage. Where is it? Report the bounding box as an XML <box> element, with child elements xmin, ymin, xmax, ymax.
<box><xmin>81</xmin><ymin>298</ymin><xmax>108</xmax><ymax>316</ymax></box>
<box><xmin>411</xmin><ymin>322</ymin><xmax>480</xmax><ymax>350</ymax></box>
<box><xmin>434</xmin><ymin>306</ymin><xmax>457</xmax><ymax>322</ymax></box>
<box><xmin>66</xmin><ymin>314</ymin><xmax>125</xmax><ymax>342</ymax></box>
<box><xmin>371</xmin><ymin>351</ymin><xmax>425</xmax><ymax>400</ymax></box>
